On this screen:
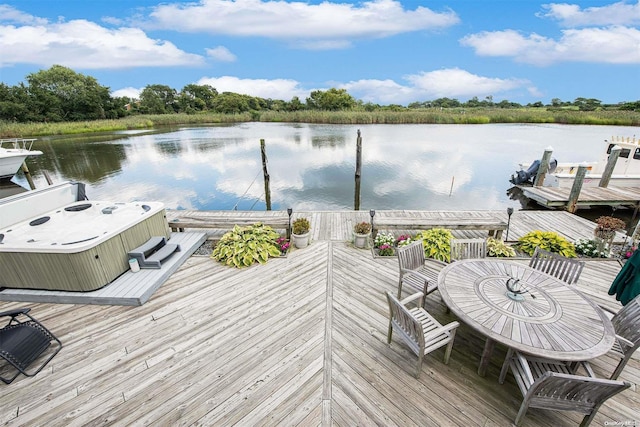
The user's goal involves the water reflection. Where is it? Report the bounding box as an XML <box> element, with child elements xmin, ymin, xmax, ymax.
<box><xmin>10</xmin><ymin>122</ymin><xmax>640</xmax><ymax>214</ymax></box>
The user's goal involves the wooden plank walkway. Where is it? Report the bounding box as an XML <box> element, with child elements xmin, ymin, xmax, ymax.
<box><xmin>518</xmin><ymin>185</ymin><xmax>640</xmax><ymax>209</ymax></box>
<box><xmin>0</xmin><ymin>211</ymin><xmax>638</xmax><ymax>426</ymax></box>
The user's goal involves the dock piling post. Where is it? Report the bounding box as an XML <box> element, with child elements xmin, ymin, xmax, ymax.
<box><xmin>260</xmin><ymin>139</ymin><xmax>271</xmax><ymax>211</ymax></box>
<box><xmin>567</xmin><ymin>164</ymin><xmax>588</xmax><ymax>213</ymax></box>
<box><xmin>599</xmin><ymin>145</ymin><xmax>621</xmax><ymax>188</ymax></box>
<box><xmin>533</xmin><ymin>147</ymin><xmax>553</xmax><ymax>187</ymax></box>
<box><xmin>354</xmin><ymin>130</ymin><xmax>362</xmax><ymax>211</ymax></box>
<box><xmin>20</xmin><ymin>162</ymin><xmax>36</xmax><ymax>190</ymax></box>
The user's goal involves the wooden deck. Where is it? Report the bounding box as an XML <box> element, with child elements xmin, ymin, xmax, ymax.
<box><xmin>1</xmin><ymin>211</ymin><xmax>638</xmax><ymax>426</ymax></box>
<box><xmin>518</xmin><ymin>185</ymin><xmax>640</xmax><ymax>210</ymax></box>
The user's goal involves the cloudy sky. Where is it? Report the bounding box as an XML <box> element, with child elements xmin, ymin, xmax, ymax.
<box><xmin>1</xmin><ymin>0</ymin><xmax>639</xmax><ymax>105</ymax></box>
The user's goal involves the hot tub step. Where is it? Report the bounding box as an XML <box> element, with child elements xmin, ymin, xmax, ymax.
<box><xmin>139</xmin><ymin>243</ymin><xmax>181</xmax><ymax>269</ymax></box>
<box><xmin>129</xmin><ymin>236</ymin><xmax>166</xmax><ymax>260</ymax></box>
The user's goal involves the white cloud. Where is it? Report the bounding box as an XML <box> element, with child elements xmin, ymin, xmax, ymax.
<box><xmin>341</xmin><ymin>69</ymin><xmax>531</xmax><ymax>104</ymax></box>
<box><xmin>540</xmin><ymin>1</ymin><xmax>640</xmax><ymax>27</ymax></box>
<box><xmin>0</xmin><ymin>5</ymin><xmax>48</xmax><ymax>25</ymax></box>
<box><xmin>0</xmin><ymin>17</ymin><xmax>204</xmax><ymax>69</ymax></box>
<box><xmin>111</xmin><ymin>87</ymin><xmax>142</xmax><ymax>99</ymax></box>
<box><xmin>147</xmin><ymin>0</ymin><xmax>459</xmax><ymax>48</ymax></box>
<box><xmin>196</xmin><ymin>76</ymin><xmax>309</xmax><ymax>99</ymax></box>
<box><xmin>206</xmin><ymin>46</ymin><xmax>237</xmax><ymax>62</ymax></box>
<box><xmin>460</xmin><ymin>27</ymin><xmax>640</xmax><ymax>65</ymax></box>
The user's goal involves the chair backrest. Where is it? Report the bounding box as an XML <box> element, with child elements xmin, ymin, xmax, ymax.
<box><xmin>450</xmin><ymin>238</ymin><xmax>486</xmax><ymax>261</ymax></box>
<box><xmin>385</xmin><ymin>291</ymin><xmax>424</xmax><ymax>351</ymax></box>
<box><xmin>527</xmin><ymin>372</ymin><xmax>630</xmax><ymax>425</ymax></box>
<box><xmin>528</xmin><ymin>247</ymin><xmax>585</xmax><ymax>285</ymax></box>
<box><xmin>612</xmin><ymin>294</ymin><xmax>640</xmax><ymax>356</ymax></box>
<box><xmin>397</xmin><ymin>240</ymin><xmax>425</xmax><ymax>273</ymax></box>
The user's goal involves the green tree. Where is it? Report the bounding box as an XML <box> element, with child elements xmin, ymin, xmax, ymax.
<box><xmin>306</xmin><ymin>88</ymin><xmax>356</xmax><ymax>110</ymax></box>
<box><xmin>211</xmin><ymin>92</ymin><xmax>250</xmax><ymax>114</ymax></box>
<box><xmin>25</xmin><ymin>65</ymin><xmax>111</xmax><ymax>121</ymax></box>
<box><xmin>179</xmin><ymin>84</ymin><xmax>218</xmax><ymax>112</ymax></box>
<box><xmin>139</xmin><ymin>84</ymin><xmax>178</xmax><ymax>114</ymax></box>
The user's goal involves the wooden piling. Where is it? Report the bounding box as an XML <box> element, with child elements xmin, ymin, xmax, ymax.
<box><xmin>533</xmin><ymin>147</ymin><xmax>553</xmax><ymax>187</ymax></box>
<box><xmin>599</xmin><ymin>145</ymin><xmax>621</xmax><ymax>188</ymax></box>
<box><xmin>20</xmin><ymin>162</ymin><xmax>36</xmax><ymax>190</ymax></box>
<box><xmin>260</xmin><ymin>139</ymin><xmax>271</xmax><ymax>211</ymax></box>
<box><xmin>354</xmin><ymin>129</ymin><xmax>362</xmax><ymax>211</ymax></box>
<box><xmin>566</xmin><ymin>164</ymin><xmax>588</xmax><ymax>213</ymax></box>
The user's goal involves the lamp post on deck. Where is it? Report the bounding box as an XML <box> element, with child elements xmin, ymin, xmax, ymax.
<box><xmin>287</xmin><ymin>208</ymin><xmax>293</xmax><ymax>239</ymax></box>
<box><xmin>506</xmin><ymin>207</ymin><xmax>514</xmax><ymax>241</ymax></box>
<box><xmin>370</xmin><ymin>209</ymin><xmax>375</xmax><ymax>235</ymax></box>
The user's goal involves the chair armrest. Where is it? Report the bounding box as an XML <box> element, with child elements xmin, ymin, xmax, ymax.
<box><xmin>0</xmin><ymin>308</ymin><xmax>30</xmax><ymax>318</ymax></box>
<box><xmin>598</xmin><ymin>304</ymin><xmax>618</xmax><ymax>316</ymax></box>
<box><xmin>615</xmin><ymin>334</ymin><xmax>635</xmax><ymax>349</ymax></box>
<box><xmin>400</xmin><ymin>292</ymin><xmax>424</xmax><ymax>306</ymax></box>
<box><xmin>425</xmin><ymin>259</ymin><xmax>448</xmax><ymax>267</ymax></box>
<box><xmin>423</xmin><ymin>321</ymin><xmax>460</xmax><ymax>342</ymax></box>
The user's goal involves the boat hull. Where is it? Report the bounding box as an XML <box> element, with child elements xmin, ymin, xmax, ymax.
<box><xmin>0</xmin><ymin>153</ymin><xmax>36</xmax><ymax>179</ymax></box>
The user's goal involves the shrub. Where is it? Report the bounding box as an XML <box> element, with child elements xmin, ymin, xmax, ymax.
<box><xmin>211</xmin><ymin>223</ymin><xmax>282</xmax><ymax>268</ymax></box>
<box><xmin>516</xmin><ymin>230</ymin><xmax>576</xmax><ymax>257</ymax></box>
<box><xmin>416</xmin><ymin>228</ymin><xmax>453</xmax><ymax>262</ymax></box>
<box><xmin>487</xmin><ymin>238</ymin><xmax>516</xmax><ymax>257</ymax></box>
<box><xmin>292</xmin><ymin>217</ymin><xmax>310</xmax><ymax>235</ymax></box>
<box><xmin>574</xmin><ymin>238</ymin><xmax>609</xmax><ymax>258</ymax></box>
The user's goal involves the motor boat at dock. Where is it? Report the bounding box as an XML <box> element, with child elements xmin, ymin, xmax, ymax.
<box><xmin>510</xmin><ymin>136</ymin><xmax>640</xmax><ymax>188</ymax></box>
<box><xmin>0</xmin><ymin>138</ymin><xmax>43</xmax><ymax>180</ymax></box>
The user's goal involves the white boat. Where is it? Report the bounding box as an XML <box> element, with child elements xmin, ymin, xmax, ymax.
<box><xmin>0</xmin><ymin>138</ymin><xmax>43</xmax><ymax>180</ymax></box>
<box><xmin>510</xmin><ymin>136</ymin><xmax>640</xmax><ymax>188</ymax></box>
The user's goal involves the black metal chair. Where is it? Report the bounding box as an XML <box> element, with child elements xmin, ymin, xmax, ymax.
<box><xmin>0</xmin><ymin>308</ymin><xmax>62</xmax><ymax>384</ymax></box>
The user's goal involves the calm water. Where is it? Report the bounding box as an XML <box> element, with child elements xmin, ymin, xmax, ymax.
<box><xmin>9</xmin><ymin>122</ymin><xmax>640</xmax><ymax>213</ymax></box>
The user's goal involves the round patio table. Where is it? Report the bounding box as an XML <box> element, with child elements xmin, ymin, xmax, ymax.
<box><xmin>438</xmin><ymin>259</ymin><xmax>615</xmax><ymax>376</ymax></box>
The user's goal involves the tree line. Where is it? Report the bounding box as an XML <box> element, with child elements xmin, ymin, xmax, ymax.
<box><xmin>0</xmin><ymin>65</ymin><xmax>638</xmax><ymax>123</ymax></box>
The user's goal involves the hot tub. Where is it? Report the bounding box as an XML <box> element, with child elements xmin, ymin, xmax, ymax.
<box><xmin>0</xmin><ymin>200</ymin><xmax>170</xmax><ymax>291</ymax></box>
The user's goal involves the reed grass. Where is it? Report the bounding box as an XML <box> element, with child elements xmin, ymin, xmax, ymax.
<box><xmin>0</xmin><ymin>109</ymin><xmax>637</xmax><ymax>138</ymax></box>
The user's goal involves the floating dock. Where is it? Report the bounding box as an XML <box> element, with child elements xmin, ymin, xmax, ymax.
<box><xmin>517</xmin><ymin>185</ymin><xmax>640</xmax><ymax>211</ymax></box>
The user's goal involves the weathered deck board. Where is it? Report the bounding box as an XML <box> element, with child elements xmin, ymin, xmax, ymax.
<box><xmin>0</xmin><ymin>211</ymin><xmax>638</xmax><ymax>426</ymax></box>
<box><xmin>518</xmin><ymin>185</ymin><xmax>640</xmax><ymax>208</ymax></box>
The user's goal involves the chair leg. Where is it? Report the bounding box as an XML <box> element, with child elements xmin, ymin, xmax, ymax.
<box><xmin>397</xmin><ymin>279</ymin><xmax>403</xmax><ymax>299</ymax></box>
<box><xmin>416</xmin><ymin>352</ymin><xmax>424</xmax><ymax>378</ymax></box>
<box><xmin>514</xmin><ymin>400</ymin><xmax>530</xmax><ymax>426</ymax></box>
<box><xmin>499</xmin><ymin>348</ymin><xmax>513</xmax><ymax>384</ymax></box>
<box><xmin>387</xmin><ymin>321</ymin><xmax>393</xmax><ymax>344</ymax></box>
<box><xmin>443</xmin><ymin>330</ymin><xmax>457</xmax><ymax>364</ymax></box>
<box><xmin>609</xmin><ymin>359</ymin><xmax>627</xmax><ymax>380</ymax></box>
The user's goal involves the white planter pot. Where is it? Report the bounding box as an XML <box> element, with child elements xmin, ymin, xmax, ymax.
<box><xmin>353</xmin><ymin>232</ymin><xmax>370</xmax><ymax>249</ymax></box>
<box><xmin>292</xmin><ymin>232</ymin><xmax>310</xmax><ymax>249</ymax></box>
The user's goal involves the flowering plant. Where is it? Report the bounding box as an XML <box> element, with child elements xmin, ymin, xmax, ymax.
<box><xmin>574</xmin><ymin>238</ymin><xmax>609</xmax><ymax>258</ymax></box>
<box><xmin>396</xmin><ymin>234</ymin><xmax>413</xmax><ymax>247</ymax></box>
<box><xmin>378</xmin><ymin>243</ymin><xmax>395</xmax><ymax>256</ymax></box>
<box><xmin>624</xmin><ymin>246</ymin><xmax>637</xmax><ymax>259</ymax></box>
<box><xmin>354</xmin><ymin>221</ymin><xmax>372</xmax><ymax>234</ymax></box>
<box><xmin>276</xmin><ymin>237</ymin><xmax>290</xmax><ymax>254</ymax></box>
<box><xmin>374</xmin><ymin>231</ymin><xmax>395</xmax><ymax>248</ymax></box>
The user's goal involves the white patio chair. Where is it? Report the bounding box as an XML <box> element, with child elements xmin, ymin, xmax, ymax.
<box><xmin>499</xmin><ymin>348</ymin><xmax>631</xmax><ymax>426</ymax></box>
<box><xmin>596</xmin><ymin>294</ymin><xmax>640</xmax><ymax>380</ymax></box>
<box><xmin>396</xmin><ymin>240</ymin><xmax>446</xmax><ymax>306</ymax></box>
<box><xmin>529</xmin><ymin>247</ymin><xmax>585</xmax><ymax>285</ymax></box>
<box><xmin>386</xmin><ymin>291</ymin><xmax>459</xmax><ymax>378</ymax></box>
<box><xmin>450</xmin><ymin>238</ymin><xmax>487</xmax><ymax>261</ymax></box>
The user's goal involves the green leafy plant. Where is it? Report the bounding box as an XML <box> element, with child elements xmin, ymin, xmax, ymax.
<box><xmin>211</xmin><ymin>223</ymin><xmax>282</xmax><ymax>268</ymax></box>
<box><xmin>374</xmin><ymin>231</ymin><xmax>395</xmax><ymax>248</ymax></box>
<box><xmin>486</xmin><ymin>238</ymin><xmax>516</xmax><ymax>257</ymax></box>
<box><xmin>354</xmin><ymin>221</ymin><xmax>372</xmax><ymax>234</ymax></box>
<box><xmin>292</xmin><ymin>217</ymin><xmax>310</xmax><ymax>235</ymax></box>
<box><xmin>574</xmin><ymin>238</ymin><xmax>609</xmax><ymax>258</ymax></box>
<box><xmin>416</xmin><ymin>228</ymin><xmax>453</xmax><ymax>262</ymax></box>
<box><xmin>516</xmin><ymin>230</ymin><xmax>576</xmax><ymax>257</ymax></box>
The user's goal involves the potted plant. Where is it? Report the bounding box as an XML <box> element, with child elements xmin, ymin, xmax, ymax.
<box><xmin>291</xmin><ymin>217</ymin><xmax>311</xmax><ymax>248</ymax></box>
<box><xmin>373</xmin><ymin>231</ymin><xmax>396</xmax><ymax>256</ymax></box>
<box><xmin>353</xmin><ymin>221</ymin><xmax>372</xmax><ymax>248</ymax></box>
<box><xmin>594</xmin><ymin>216</ymin><xmax>626</xmax><ymax>253</ymax></box>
